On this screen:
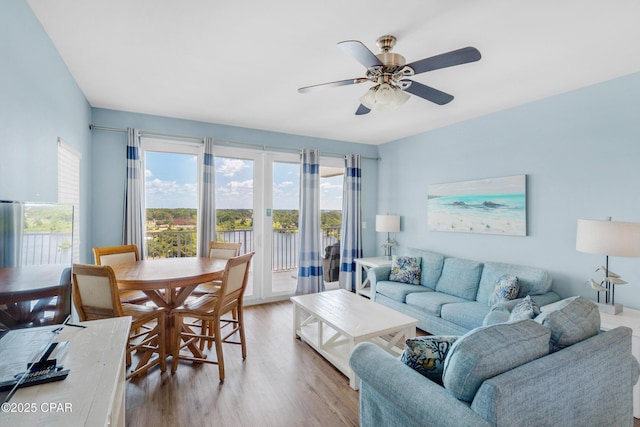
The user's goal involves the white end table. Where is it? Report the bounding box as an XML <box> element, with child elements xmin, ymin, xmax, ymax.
<box><xmin>354</xmin><ymin>256</ymin><xmax>393</xmax><ymax>298</ymax></box>
<box><xmin>598</xmin><ymin>306</ymin><xmax>640</xmax><ymax>418</ymax></box>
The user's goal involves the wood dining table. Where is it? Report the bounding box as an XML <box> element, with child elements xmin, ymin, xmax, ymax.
<box><xmin>0</xmin><ymin>265</ymin><xmax>71</xmax><ymax>328</ymax></box>
<box><xmin>109</xmin><ymin>257</ymin><xmax>228</xmax><ymax>359</ymax></box>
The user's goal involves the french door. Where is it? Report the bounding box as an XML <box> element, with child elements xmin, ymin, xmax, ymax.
<box><xmin>213</xmin><ymin>147</ymin><xmax>343</xmax><ymax>304</ymax></box>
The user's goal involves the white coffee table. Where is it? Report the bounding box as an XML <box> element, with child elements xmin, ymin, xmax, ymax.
<box><xmin>291</xmin><ymin>289</ymin><xmax>418</xmax><ymax>390</ymax></box>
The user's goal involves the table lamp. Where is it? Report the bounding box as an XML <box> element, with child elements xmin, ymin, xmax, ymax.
<box><xmin>576</xmin><ymin>217</ymin><xmax>640</xmax><ymax>314</ymax></box>
<box><xmin>376</xmin><ymin>214</ymin><xmax>400</xmax><ymax>259</ymax></box>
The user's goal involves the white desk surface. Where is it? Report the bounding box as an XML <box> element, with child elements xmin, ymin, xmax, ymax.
<box><xmin>1</xmin><ymin>316</ymin><xmax>130</xmax><ymax>427</ymax></box>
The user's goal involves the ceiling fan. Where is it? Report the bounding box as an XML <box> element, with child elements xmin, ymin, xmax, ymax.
<box><xmin>298</xmin><ymin>35</ymin><xmax>481</xmax><ymax>115</ymax></box>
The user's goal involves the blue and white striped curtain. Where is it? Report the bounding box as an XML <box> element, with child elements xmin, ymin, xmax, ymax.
<box><xmin>197</xmin><ymin>137</ymin><xmax>216</xmax><ymax>256</ymax></box>
<box><xmin>296</xmin><ymin>149</ymin><xmax>324</xmax><ymax>295</ymax></box>
<box><xmin>123</xmin><ymin>128</ymin><xmax>146</xmax><ymax>258</ymax></box>
<box><xmin>339</xmin><ymin>154</ymin><xmax>362</xmax><ymax>292</ymax></box>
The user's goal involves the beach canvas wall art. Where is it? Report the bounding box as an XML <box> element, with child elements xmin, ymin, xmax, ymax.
<box><xmin>427</xmin><ymin>175</ymin><xmax>527</xmax><ymax>236</ymax></box>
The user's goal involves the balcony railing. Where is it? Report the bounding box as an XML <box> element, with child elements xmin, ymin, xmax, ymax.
<box><xmin>146</xmin><ymin>227</ymin><xmax>340</xmax><ymax>271</ymax></box>
<box><xmin>21</xmin><ymin>232</ymin><xmax>73</xmax><ymax>265</ymax></box>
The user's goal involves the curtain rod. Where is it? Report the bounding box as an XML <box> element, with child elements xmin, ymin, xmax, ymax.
<box><xmin>89</xmin><ymin>124</ymin><xmax>379</xmax><ymax>160</ymax></box>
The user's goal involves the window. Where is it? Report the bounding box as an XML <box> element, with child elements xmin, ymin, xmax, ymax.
<box><xmin>141</xmin><ymin>138</ymin><xmax>200</xmax><ymax>258</ymax></box>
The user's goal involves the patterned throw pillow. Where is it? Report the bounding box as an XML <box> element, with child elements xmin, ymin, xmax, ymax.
<box><xmin>509</xmin><ymin>295</ymin><xmax>541</xmax><ymax>321</ymax></box>
<box><xmin>401</xmin><ymin>336</ymin><xmax>458</xmax><ymax>383</ymax></box>
<box><xmin>488</xmin><ymin>275</ymin><xmax>519</xmax><ymax>306</ymax></box>
<box><xmin>389</xmin><ymin>256</ymin><xmax>421</xmax><ymax>285</ymax></box>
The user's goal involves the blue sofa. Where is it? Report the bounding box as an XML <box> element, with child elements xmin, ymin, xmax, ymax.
<box><xmin>349</xmin><ymin>296</ymin><xmax>640</xmax><ymax>426</ymax></box>
<box><xmin>367</xmin><ymin>248</ymin><xmax>561</xmax><ymax>335</ymax></box>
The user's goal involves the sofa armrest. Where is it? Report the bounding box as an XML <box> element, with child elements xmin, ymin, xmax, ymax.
<box><xmin>471</xmin><ymin>326</ymin><xmax>638</xmax><ymax>426</ymax></box>
<box><xmin>494</xmin><ymin>291</ymin><xmax>562</xmax><ymax>312</ymax></box>
<box><xmin>349</xmin><ymin>342</ymin><xmax>492</xmax><ymax>427</ymax></box>
<box><xmin>367</xmin><ymin>266</ymin><xmax>391</xmax><ymax>300</ymax></box>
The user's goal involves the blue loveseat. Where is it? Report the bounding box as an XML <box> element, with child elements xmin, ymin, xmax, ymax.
<box><xmin>367</xmin><ymin>248</ymin><xmax>561</xmax><ymax>335</ymax></box>
<box><xmin>349</xmin><ymin>296</ymin><xmax>640</xmax><ymax>426</ymax></box>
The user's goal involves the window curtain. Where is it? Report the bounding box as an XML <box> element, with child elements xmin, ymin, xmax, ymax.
<box><xmin>0</xmin><ymin>202</ymin><xmax>23</xmax><ymax>268</ymax></box>
<box><xmin>197</xmin><ymin>137</ymin><xmax>216</xmax><ymax>257</ymax></box>
<box><xmin>123</xmin><ymin>128</ymin><xmax>146</xmax><ymax>258</ymax></box>
<box><xmin>296</xmin><ymin>149</ymin><xmax>324</xmax><ymax>295</ymax></box>
<box><xmin>339</xmin><ymin>154</ymin><xmax>362</xmax><ymax>292</ymax></box>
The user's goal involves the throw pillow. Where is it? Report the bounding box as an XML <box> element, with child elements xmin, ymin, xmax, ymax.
<box><xmin>488</xmin><ymin>275</ymin><xmax>519</xmax><ymax>307</ymax></box>
<box><xmin>400</xmin><ymin>336</ymin><xmax>458</xmax><ymax>384</ymax></box>
<box><xmin>442</xmin><ymin>320</ymin><xmax>550</xmax><ymax>402</ymax></box>
<box><xmin>509</xmin><ymin>295</ymin><xmax>541</xmax><ymax>321</ymax></box>
<box><xmin>389</xmin><ymin>256</ymin><xmax>421</xmax><ymax>285</ymax></box>
<box><xmin>535</xmin><ymin>296</ymin><xmax>600</xmax><ymax>352</ymax></box>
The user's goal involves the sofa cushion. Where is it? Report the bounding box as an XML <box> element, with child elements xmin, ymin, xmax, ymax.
<box><xmin>442</xmin><ymin>320</ymin><xmax>550</xmax><ymax>402</ymax></box>
<box><xmin>488</xmin><ymin>275</ymin><xmax>519</xmax><ymax>306</ymax></box>
<box><xmin>404</xmin><ymin>248</ymin><xmax>445</xmax><ymax>289</ymax></box>
<box><xmin>435</xmin><ymin>258</ymin><xmax>483</xmax><ymax>300</ymax></box>
<box><xmin>389</xmin><ymin>256</ymin><xmax>421</xmax><ymax>285</ymax></box>
<box><xmin>406</xmin><ymin>291</ymin><xmax>468</xmax><ymax>316</ymax></box>
<box><xmin>440</xmin><ymin>301</ymin><xmax>492</xmax><ymax>331</ymax></box>
<box><xmin>482</xmin><ymin>305</ymin><xmax>511</xmax><ymax>326</ymax></box>
<box><xmin>375</xmin><ymin>281</ymin><xmax>433</xmax><ymax>303</ymax></box>
<box><xmin>535</xmin><ymin>296</ymin><xmax>600</xmax><ymax>352</ymax></box>
<box><xmin>476</xmin><ymin>262</ymin><xmax>552</xmax><ymax>304</ymax></box>
<box><xmin>509</xmin><ymin>295</ymin><xmax>541</xmax><ymax>321</ymax></box>
<box><xmin>400</xmin><ymin>336</ymin><xmax>459</xmax><ymax>384</ymax></box>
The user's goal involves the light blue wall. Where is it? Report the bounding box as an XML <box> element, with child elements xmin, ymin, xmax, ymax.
<box><xmin>378</xmin><ymin>72</ymin><xmax>640</xmax><ymax>309</ymax></box>
<box><xmin>90</xmin><ymin>108</ymin><xmax>380</xmax><ymax>261</ymax></box>
<box><xmin>0</xmin><ymin>1</ymin><xmax>92</xmax><ymax>259</ymax></box>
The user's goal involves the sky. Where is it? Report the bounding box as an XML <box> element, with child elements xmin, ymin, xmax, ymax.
<box><xmin>144</xmin><ymin>152</ymin><xmax>343</xmax><ymax>210</ymax></box>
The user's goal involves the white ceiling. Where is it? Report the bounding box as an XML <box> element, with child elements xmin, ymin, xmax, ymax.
<box><xmin>28</xmin><ymin>0</ymin><xmax>640</xmax><ymax>145</ymax></box>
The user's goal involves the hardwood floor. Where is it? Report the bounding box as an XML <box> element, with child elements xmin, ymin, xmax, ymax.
<box><xmin>125</xmin><ymin>300</ymin><xmax>359</xmax><ymax>427</ymax></box>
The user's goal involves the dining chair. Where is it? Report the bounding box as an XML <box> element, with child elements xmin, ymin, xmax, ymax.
<box><xmin>72</xmin><ymin>263</ymin><xmax>167</xmax><ymax>379</ymax></box>
<box><xmin>171</xmin><ymin>252</ymin><xmax>254</xmax><ymax>381</ymax></box>
<box><xmin>93</xmin><ymin>244</ymin><xmax>150</xmax><ymax>305</ymax></box>
<box><xmin>191</xmin><ymin>241</ymin><xmax>242</xmax><ymax>297</ymax></box>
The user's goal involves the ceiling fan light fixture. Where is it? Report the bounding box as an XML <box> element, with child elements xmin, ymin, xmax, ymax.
<box><xmin>375</xmin><ymin>83</ymin><xmax>394</xmax><ymax>105</ymax></box>
<box><xmin>360</xmin><ymin>85</ymin><xmax>378</xmax><ymax>109</ymax></box>
<box><xmin>360</xmin><ymin>84</ymin><xmax>409</xmax><ymax>112</ymax></box>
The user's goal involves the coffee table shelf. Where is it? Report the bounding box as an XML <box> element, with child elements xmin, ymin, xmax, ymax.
<box><xmin>291</xmin><ymin>289</ymin><xmax>418</xmax><ymax>390</ymax></box>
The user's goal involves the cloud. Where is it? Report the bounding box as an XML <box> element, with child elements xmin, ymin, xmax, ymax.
<box><xmin>321</xmin><ymin>182</ymin><xmax>342</xmax><ymax>190</ymax></box>
<box><xmin>217</xmin><ymin>159</ymin><xmax>249</xmax><ymax>177</ymax></box>
<box><xmin>144</xmin><ymin>177</ymin><xmax>198</xmax><ymax>208</ymax></box>
<box><xmin>145</xmin><ymin>169</ymin><xmax>153</xmax><ymax>178</ymax></box>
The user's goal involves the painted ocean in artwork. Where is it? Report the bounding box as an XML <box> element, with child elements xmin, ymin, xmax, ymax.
<box><xmin>427</xmin><ymin>175</ymin><xmax>527</xmax><ymax>236</ymax></box>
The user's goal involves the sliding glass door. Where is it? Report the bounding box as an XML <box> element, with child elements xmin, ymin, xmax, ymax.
<box><xmin>141</xmin><ymin>141</ymin><xmax>345</xmax><ymax>305</ymax></box>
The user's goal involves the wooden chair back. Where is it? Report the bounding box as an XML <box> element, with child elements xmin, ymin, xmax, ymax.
<box><xmin>72</xmin><ymin>264</ymin><xmax>124</xmax><ymax>321</ymax></box>
<box><xmin>93</xmin><ymin>244</ymin><xmax>140</xmax><ymax>266</ymax></box>
<box><xmin>208</xmin><ymin>242</ymin><xmax>242</xmax><ymax>260</ymax></box>
<box><xmin>217</xmin><ymin>252</ymin><xmax>254</xmax><ymax>312</ymax></box>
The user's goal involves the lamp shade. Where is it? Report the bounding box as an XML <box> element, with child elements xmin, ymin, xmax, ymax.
<box><xmin>576</xmin><ymin>218</ymin><xmax>640</xmax><ymax>257</ymax></box>
<box><xmin>376</xmin><ymin>215</ymin><xmax>400</xmax><ymax>233</ymax></box>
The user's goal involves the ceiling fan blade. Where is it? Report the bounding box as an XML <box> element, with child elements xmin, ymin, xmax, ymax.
<box><xmin>355</xmin><ymin>104</ymin><xmax>371</xmax><ymax>115</ymax></box>
<box><xmin>298</xmin><ymin>78</ymin><xmax>368</xmax><ymax>94</ymax></box>
<box><xmin>402</xmin><ymin>80</ymin><xmax>454</xmax><ymax>105</ymax></box>
<box><xmin>406</xmin><ymin>46</ymin><xmax>481</xmax><ymax>75</ymax></box>
<box><xmin>337</xmin><ymin>40</ymin><xmax>383</xmax><ymax>68</ymax></box>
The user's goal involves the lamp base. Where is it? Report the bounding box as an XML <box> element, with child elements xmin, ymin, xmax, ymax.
<box><xmin>597</xmin><ymin>302</ymin><xmax>623</xmax><ymax>315</ymax></box>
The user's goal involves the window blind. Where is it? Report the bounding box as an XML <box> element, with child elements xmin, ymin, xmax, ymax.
<box><xmin>58</xmin><ymin>138</ymin><xmax>81</xmax><ymax>263</ymax></box>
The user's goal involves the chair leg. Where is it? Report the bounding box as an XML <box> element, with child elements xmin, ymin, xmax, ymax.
<box><xmin>171</xmin><ymin>315</ymin><xmax>182</xmax><ymax>373</ymax></box>
<box><xmin>126</xmin><ymin>342</ymin><xmax>132</xmax><ymax>367</ymax></box>
<box><xmin>158</xmin><ymin>313</ymin><xmax>166</xmax><ymax>373</ymax></box>
<box><xmin>213</xmin><ymin>317</ymin><xmax>225</xmax><ymax>382</ymax></box>
<box><xmin>237</xmin><ymin>305</ymin><xmax>247</xmax><ymax>360</ymax></box>
<box><xmin>199</xmin><ymin>319</ymin><xmax>207</xmax><ymax>351</ymax></box>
